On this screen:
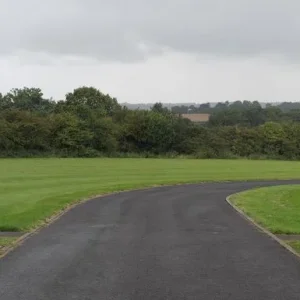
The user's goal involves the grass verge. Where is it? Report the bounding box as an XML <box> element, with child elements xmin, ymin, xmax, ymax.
<box><xmin>229</xmin><ymin>185</ymin><xmax>300</xmax><ymax>255</ymax></box>
<box><xmin>229</xmin><ymin>185</ymin><xmax>300</xmax><ymax>234</ymax></box>
<box><xmin>0</xmin><ymin>237</ymin><xmax>18</xmax><ymax>256</ymax></box>
<box><xmin>286</xmin><ymin>241</ymin><xmax>300</xmax><ymax>254</ymax></box>
<box><xmin>1</xmin><ymin>158</ymin><xmax>300</xmax><ymax>232</ymax></box>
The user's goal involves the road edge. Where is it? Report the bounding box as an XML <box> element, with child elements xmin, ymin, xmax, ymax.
<box><xmin>0</xmin><ymin>181</ymin><xmax>205</xmax><ymax>259</ymax></box>
<box><xmin>1</xmin><ymin>179</ymin><xmax>299</xmax><ymax>259</ymax></box>
<box><xmin>226</xmin><ymin>195</ymin><xmax>300</xmax><ymax>260</ymax></box>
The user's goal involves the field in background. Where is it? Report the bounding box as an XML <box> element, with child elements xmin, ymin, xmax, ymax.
<box><xmin>1</xmin><ymin>158</ymin><xmax>300</xmax><ymax>232</ymax></box>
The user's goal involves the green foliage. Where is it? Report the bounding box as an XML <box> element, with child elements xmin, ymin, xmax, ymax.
<box><xmin>1</xmin><ymin>87</ymin><xmax>55</xmax><ymax>113</ymax></box>
<box><xmin>65</xmin><ymin>86</ymin><xmax>120</xmax><ymax>117</ymax></box>
<box><xmin>49</xmin><ymin>112</ymin><xmax>93</xmax><ymax>154</ymax></box>
<box><xmin>1</xmin><ymin>86</ymin><xmax>300</xmax><ymax>159</ymax></box>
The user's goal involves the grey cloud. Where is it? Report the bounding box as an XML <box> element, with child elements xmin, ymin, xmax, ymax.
<box><xmin>1</xmin><ymin>0</ymin><xmax>300</xmax><ymax>62</ymax></box>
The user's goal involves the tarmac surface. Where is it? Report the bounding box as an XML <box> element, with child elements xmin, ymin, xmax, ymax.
<box><xmin>1</xmin><ymin>180</ymin><xmax>300</xmax><ymax>299</ymax></box>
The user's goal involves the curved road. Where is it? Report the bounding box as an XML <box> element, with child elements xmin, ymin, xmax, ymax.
<box><xmin>1</xmin><ymin>181</ymin><xmax>300</xmax><ymax>299</ymax></box>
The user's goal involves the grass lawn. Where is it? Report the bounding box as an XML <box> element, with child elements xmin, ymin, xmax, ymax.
<box><xmin>229</xmin><ymin>185</ymin><xmax>300</xmax><ymax>255</ymax></box>
<box><xmin>229</xmin><ymin>185</ymin><xmax>300</xmax><ymax>234</ymax></box>
<box><xmin>1</xmin><ymin>158</ymin><xmax>300</xmax><ymax>233</ymax></box>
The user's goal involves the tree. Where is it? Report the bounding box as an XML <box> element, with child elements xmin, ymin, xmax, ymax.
<box><xmin>89</xmin><ymin>116</ymin><xmax>119</xmax><ymax>153</ymax></box>
<box><xmin>171</xmin><ymin>105</ymin><xmax>188</xmax><ymax>114</ymax></box>
<box><xmin>0</xmin><ymin>109</ymin><xmax>51</xmax><ymax>152</ymax></box>
<box><xmin>121</xmin><ymin>110</ymin><xmax>177</xmax><ymax>154</ymax></box>
<box><xmin>49</xmin><ymin>113</ymin><xmax>93</xmax><ymax>154</ymax></box>
<box><xmin>0</xmin><ymin>92</ymin><xmax>12</xmax><ymax>110</ymax></box>
<box><xmin>2</xmin><ymin>87</ymin><xmax>55</xmax><ymax>113</ymax></box>
<box><xmin>0</xmin><ymin>118</ymin><xmax>14</xmax><ymax>151</ymax></box>
<box><xmin>151</xmin><ymin>102</ymin><xmax>169</xmax><ymax>114</ymax></box>
<box><xmin>65</xmin><ymin>86</ymin><xmax>120</xmax><ymax>116</ymax></box>
<box><xmin>198</xmin><ymin>103</ymin><xmax>211</xmax><ymax>113</ymax></box>
<box><xmin>259</xmin><ymin>122</ymin><xmax>285</xmax><ymax>156</ymax></box>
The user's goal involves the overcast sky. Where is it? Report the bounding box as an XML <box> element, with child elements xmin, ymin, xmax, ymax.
<box><xmin>1</xmin><ymin>0</ymin><xmax>300</xmax><ymax>103</ymax></box>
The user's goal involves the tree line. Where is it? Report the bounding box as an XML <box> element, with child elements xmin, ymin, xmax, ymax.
<box><xmin>174</xmin><ymin>101</ymin><xmax>300</xmax><ymax>127</ymax></box>
<box><xmin>1</xmin><ymin>86</ymin><xmax>300</xmax><ymax>160</ymax></box>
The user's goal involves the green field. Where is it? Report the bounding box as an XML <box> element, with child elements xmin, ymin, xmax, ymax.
<box><xmin>1</xmin><ymin>158</ymin><xmax>300</xmax><ymax>233</ymax></box>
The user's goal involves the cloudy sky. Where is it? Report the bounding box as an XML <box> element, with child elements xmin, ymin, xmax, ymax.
<box><xmin>1</xmin><ymin>0</ymin><xmax>300</xmax><ymax>103</ymax></box>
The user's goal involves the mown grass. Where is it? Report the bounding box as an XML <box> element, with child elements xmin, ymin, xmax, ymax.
<box><xmin>230</xmin><ymin>185</ymin><xmax>300</xmax><ymax>254</ymax></box>
<box><xmin>230</xmin><ymin>185</ymin><xmax>300</xmax><ymax>255</ymax></box>
<box><xmin>230</xmin><ymin>185</ymin><xmax>300</xmax><ymax>234</ymax></box>
<box><xmin>1</xmin><ymin>158</ymin><xmax>300</xmax><ymax>232</ymax></box>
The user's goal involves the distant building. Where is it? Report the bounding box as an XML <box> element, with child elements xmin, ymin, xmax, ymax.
<box><xmin>181</xmin><ymin>113</ymin><xmax>210</xmax><ymax>123</ymax></box>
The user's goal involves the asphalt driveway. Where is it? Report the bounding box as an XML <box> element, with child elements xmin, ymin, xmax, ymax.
<box><xmin>1</xmin><ymin>180</ymin><xmax>300</xmax><ymax>299</ymax></box>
